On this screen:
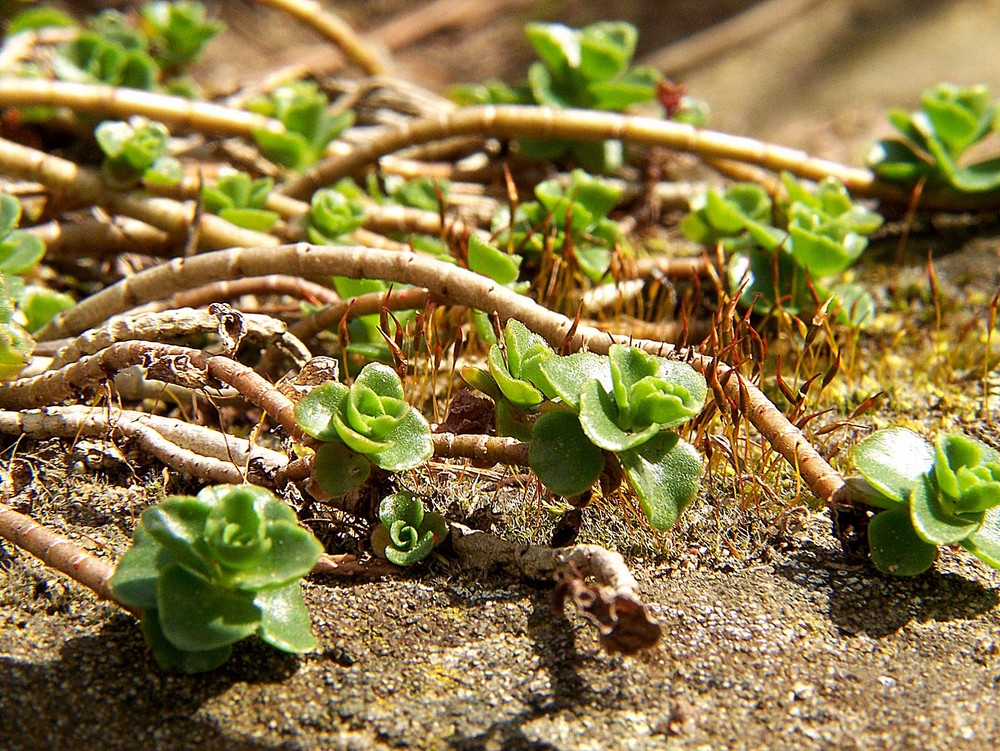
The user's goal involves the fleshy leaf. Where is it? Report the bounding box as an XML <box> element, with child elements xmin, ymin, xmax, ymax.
<box><xmin>109</xmin><ymin>526</ymin><xmax>162</xmax><ymax>611</ymax></box>
<box><xmin>867</xmin><ymin>508</ymin><xmax>938</xmax><ymax>576</ymax></box>
<box><xmin>0</xmin><ymin>232</ymin><xmax>46</xmax><ymax>275</ymax></box>
<box><xmin>620</xmin><ymin>432</ymin><xmax>702</xmax><ymax>531</ymax></box>
<box><xmin>294</xmin><ymin>381</ymin><xmax>349</xmax><ymax>442</ymax></box>
<box><xmin>141</xmin><ymin>609</ymin><xmax>233</xmax><ymax>674</ymax></box>
<box><xmin>312</xmin><ymin>440</ymin><xmax>371</xmax><ymax>497</ymax></box>
<box><xmin>488</xmin><ymin>344</ymin><xmax>543</xmax><ymax>408</ymax></box>
<box><xmin>579</xmin><ymin>378</ymin><xmax>658</xmax><ymax>452</ymax></box>
<box><xmin>156</xmin><ymin>564</ymin><xmax>260</xmax><ymax>652</ymax></box>
<box><xmin>961</xmin><ymin>508</ymin><xmax>1000</xmax><ymax>569</ymax></box>
<box><xmin>255</xmin><ymin>583</ymin><xmax>317</xmax><ymax>653</ymax></box>
<box><xmin>529</xmin><ymin>410</ymin><xmax>604</xmax><ymax>497</ymax></box>
<box><xmin>367</xmin><ymin>408</ymin><xmax>433</xmax><ymax>471</ymax></box>
<box><xmin>467</xmin><ymin>235</ymin><xmax>521</xmax><ymax>285</ymax></box>
<box><xmin>909</xmin><ymin>472</ymin><xmax>982</xmax><ymax>545</ymax></box>
<box><xmin>228</xmin><ymin>522</ymin><xmax>323</xmax><ymax>591</ymax></box>
<box><xmin>379</xmin><ymin>491</ymin><xmax>424</xmax><ymax>528</ymax></box>
<box><xmin>203</xmin><ymin>486</ymin><xmax>271</xmax><ymax>571</ymax></box>
<box><xmin>535</xmin><ymin>351</ymin><xmax>612</xmax><ymax>409</ymax></box>
<box><xmin>851</xmin><ymin>427</ymin><xmax>934</xmax><ymax>504</ymax></box>
<box><xmin>140</xmin><ymin>496</ymin><xmax>213</xmax><ymax>578</ymax></box>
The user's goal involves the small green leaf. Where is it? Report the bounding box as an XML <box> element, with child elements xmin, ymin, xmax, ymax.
<box><xmin>312</xmin><ymin>440</ymin><xmax>371</xmax><ymax>497</ymax></box>
<box><xmin>218</xmin><ymin>207</ymin><xmax>279</xmax><ymax>232</ymax></box>
<box><xmin>141</xmin><ymin>496</ymin><xmax>213</xmax><ymax>578</ymax></box>
<box><xmin>156</xmin><ymin>564</ymin><xmax>260</xmax><ymax>652</ymax></box>
<box><xmin>578</xmin><ymin>21</ymin><xmax>636</xmax><ymax>81</ymax></box>
<box><xmin>620</xmin><ymin>432</ymin><xmax>702</xmax><ymax>531</ymax></box>
<box><xmin>368</xmin><ymin>408</ymin><xmax>433</xmax><ymax>471</ymax></box>
<box><xmin>867</xmin><ymin>508</ymin><xmax>938</xmax><ymax>577</ymax></box>
<box><xmin>467</xmin><ymin>235</ymin><xmax>521</xmax><ymax>285</ymax></box>
<box><xmin>95</xmin><ymin>120</ymin><xmax>134</xmax><ymax>159</ymax></box>
<box><xmin>390</xmin><ymin>176</ymin><xmax>450</xmax><ymax>211</ymax></box>
<box><xmin>7</xmin><ymin>7</ymin><xmax>77</xmax><ymax>36</ymax></box>
<box><xmin>934</xmin><ymin>433</ymin><xmax>984</xmax><ymax>499</ymax></box>
<box><xmin>141</xmin><ymin>1</ymin><xmax>225</xmax><ymax>70</ymax></box>
<box><xmin>109</xmin><ymin>527</ymin><xmax>162</xmax><ymax>611</ymax></box>
<box><xmin>372</xmin><ymin>492</ymin><xmax>447</xmax><ymax>566</ymax></box>
<box><xmin>141</xmin><ymin>609</ymin><xmax>233</xmax><ymax>673</ymax></box>
<box><xmin>255</xmin><ymin>583</ymin><xmax>317</xmax><ymax>653</ymax></box>
<box><xmin>961</xmin><ymin>508</ymin><xmax>1000</xmax><ymax>569</ymax></box>
<box><xmin>295</xmin><ymin>381</ymin><xmax>350</xmax><ymax>442</ymax></box>
<box><xmin>525</xmin><ymin>22</ymin><xmax>580</xmax><ymax>74</ymax></box>
<box><xmin>0</xmin><ymin>194</ymin><xmax>22</xmax><ymax>236</ymax></box>
<box><xmin>851</xmin><ymin>427</ymin><xmax>935</xmax><ymax>503</ymax></box>
<box><xmin>384</xmin><ymin>528</ymin><xmax>438</xmax><ymax>566</ymax></box>
<box><xmin>460</xmin><ymin>366</ymin><xmax>502</xmax><ymax>402</ymax></box>
<box><xmin>16</xmin><ymin>286</ymin><xmax>74</xmax><ymax>333</ymax></box>
<box><xmin>253</xmin><ymin>129</ymin><xmax>311</xmax><ymax>171</ymax></box>
<box><xmin>909</xmin><ymin>472</ymin><xmax>982</xmax><ymax>545</ymax></box>
<box><xmin>379</xmin><ymin>491</ymin><xmax>423</xmax><ymax>528</ymax></box>
<box><xmin>535</xmin><ymin>351</ymin><xmax>611</xmax><ymax>409</ymax></box>
<box><xmin>488</xmin><ymin>344</ymin><xmax>543</xmax><ymax>408</ymax></box>
<box><xmin>529</xmin><ymin>410</ymin><xmax>604</xmax><ymax>497</ymax></box>
<box><xmin>579</xmin><ymin>378</ymin><xmax>658</xmax><ymax>452</ymax></box>
<box><xmin>0</xmin><ymin>232</ymin><xmax>45</xmax><ymax>275</ymax></box>
<box><xmin>144</xmin><ymin>155</ymin><xmax>183</xmax><ymax>187</ymax></box>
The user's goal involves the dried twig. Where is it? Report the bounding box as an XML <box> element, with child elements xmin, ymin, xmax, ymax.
<box><xmin>28</xmin><ymin>216</ymin><xmax>172</xmax><ymax>260</ymax></box>
<box><xmin>0</xmin><ymin>137</ymin><xmax>279</xmax><ymax>251</ymax></box>
<box><xmin>432</xmin><ymin>433</ymin><xmax>529</xmax><ymax>467</ymax></box>
<box><xmin>45</xmin><ymin>308</ymin><xmax>308</xmax><ymax>368</ymax></box>
<box><xmin>278</xmin><ymin>105</ymin><xmax>873</xmax><ymax>199</ymax></box>
<box><xmin>0</xmin><ymin>406</ymin><xmax>259</xmax><ymax>484</ymax></box>
<box><xmin>255</xmin><ymin>0</ymin><xmax>391</xmax><ymax>76</ymax></box>
<box><xmin>0</xmin><ymin>79</ymin><xmax>283</xmax><ymax>136</ymax></box>
<box><xmin>0</xmin><ymin>500</ymin><xmax>131</xmax><ymax>613</ymax></box>
<box><xmin>158</xmin><ymin>275</ymin><xmax>340</xmax><ymax>311</ymax></box>
<box><xmin>449</xmin><ymin>522</ymin><xmax>661</xmax><ymax>654</ymax></box>
<box><xmin>279</xmin><ymin>104</ymin><xmax>1000</xmax><ymax>211</ymax></box>
<box><xmin>32</xmin><ymin>245</ymin><xmax>846</xmax><ymax>505</ymax></box>
<box><xmin>0</xmin><ymin>342</ymin><xmax>302</xmax><ymax>439</ymax></box>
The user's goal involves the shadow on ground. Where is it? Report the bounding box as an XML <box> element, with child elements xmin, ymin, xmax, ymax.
<box><xmin>1</xmin><ymin>616</ymin><xmax>300</xmax><ymax>751</ymax></box>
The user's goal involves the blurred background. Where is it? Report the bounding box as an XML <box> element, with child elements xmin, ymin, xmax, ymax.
<box><xmin>15</xmin><ymin>0</ymin><xmax>1000</xmax><ymax>162</ymax></box>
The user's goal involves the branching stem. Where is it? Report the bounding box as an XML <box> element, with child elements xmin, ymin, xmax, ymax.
<box><xmin>0</xmin><ymin>79</ymin><xmax>283</xmax><ymax>136</ymax></box>
<box><xmin>33</xmin><ymin>243</ymin><xmax>846</xmax><ymax>505</ymax></box>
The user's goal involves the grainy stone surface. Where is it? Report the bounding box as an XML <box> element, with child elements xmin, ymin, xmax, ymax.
<box><xmin>3</xmin><ymin>471</ymin><xmax>1000</xmax><ymax>751</ymax></box>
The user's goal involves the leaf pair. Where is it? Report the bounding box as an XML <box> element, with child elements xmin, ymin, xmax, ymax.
<box><xmin>202</xmin><ymin>171</ymin><xmax>279</xmax><ymax>232</ymax></box>
<box><xmin>851</xmin><ymin>428</ymin><xmax>1000</xmax><ymax>576</ymax></box>
<box><xmin>35</xmin><ymin>3</ymin><xmax>222</xmax><ymax>92</ymax></box>
<box><xmin>110</xmin><ymin>485</ymin><xmax>323</xmax><ymax>673</ymax></box>
<box><xmin>453</xmin><ymin>22</ymin><xmax>662</xmax><ymax>172</ymax></box>
<box><xmin>296</xmin><ymin>363</ymin><xmax>433</xmax><ymax>496</ymax></box>
<box><xmin>0</xmin><ymin>194</ymin><xmax>73</xmax><ymax>374</ymax></box>
<box><xmin>868</xmin><ymin>83</ymin><xmax>1000</xmax><ymax>193</ymax></box>
<box><xmin>464</xmin><ymin>321</ymin><xmax>706</xmax><ymax>530</ymax></box>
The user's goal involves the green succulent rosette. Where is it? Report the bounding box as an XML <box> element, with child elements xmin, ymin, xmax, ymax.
<box><xmin>110</xmin><ymin>484</ymin><xmax>323</xmax><ymax>673</ymax></box>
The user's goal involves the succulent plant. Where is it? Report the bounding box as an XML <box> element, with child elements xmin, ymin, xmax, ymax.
<box><xmin>110</xmin><ymin>485</ymin><xmax>323</xmax><ymax>673</ymax></box>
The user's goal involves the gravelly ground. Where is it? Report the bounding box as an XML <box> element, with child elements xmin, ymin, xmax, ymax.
<box><xmin>4</xmin><ymin>489</ymin><xmax>1000</xmax><ymax>751</ymax></box>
